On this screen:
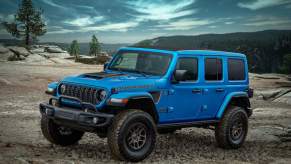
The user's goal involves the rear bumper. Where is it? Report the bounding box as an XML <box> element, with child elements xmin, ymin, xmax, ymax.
<box><xmin>39</xmin><ymin>100</ymin><xmax>113</xmax><ymax>132</ymax></box>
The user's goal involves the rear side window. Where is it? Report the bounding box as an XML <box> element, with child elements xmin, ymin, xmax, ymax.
<box><xmin>176</xmin><ymin>58</ymin><xmax>198</xmax><ymax>81</ymax></box>
<box><xmin>205</xmin><ymin>58</ymin><xmax>222</xmax><ymax>81</ymax></box>
<box><xmin>228</xmin><ymin>58</ymin><xmax>245</xmax><ymax>81</ymax></box>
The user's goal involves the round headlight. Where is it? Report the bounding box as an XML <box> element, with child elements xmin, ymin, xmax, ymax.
<box><xmin>60</xmin><ymin>84</ymin><xmax>66</xmax><ymax>94</ymax></box>
<box><xmin>99</xmin><ymin>90</ymin><xmax>107</xmax><ymax>101</ymax></box>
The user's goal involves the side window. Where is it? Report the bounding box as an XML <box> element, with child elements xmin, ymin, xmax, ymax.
<box><xmin>176</xmin><ymin>58</ymin><xmax>198</xmax><ymax>81</ymax></box>
<box><xmin>205</xmin><ymin>58</ymin><xmax>223</xmax><ymax>81</ymax></box>
<box><xmin>228</xmin><ymin>58</ymin><xmax>245</xmax><ymax>81</ymax></box>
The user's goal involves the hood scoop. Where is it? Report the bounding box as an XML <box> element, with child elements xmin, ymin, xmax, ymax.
<box><xmin>82</xmin><ymin>72</ymin><xmax>125</xmax><ymax>80</ymax></box>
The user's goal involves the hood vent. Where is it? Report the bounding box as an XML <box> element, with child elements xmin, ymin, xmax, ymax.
<box><xmin>82</xmin><ymin>72</ymin><xmax>125</xmax><ymax>80</ymax></box>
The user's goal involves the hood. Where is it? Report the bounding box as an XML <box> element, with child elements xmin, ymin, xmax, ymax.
<box><xmin>60</xmin><ymin>72</ymin><xmax>163</xmax><ymax>92</ymax></box>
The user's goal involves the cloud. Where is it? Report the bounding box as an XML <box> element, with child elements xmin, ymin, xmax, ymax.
<box><xmin>0</xmin><ymin>14</ymin><xmax>15</xmax><ymax>23</ymax></box>
<box><xmin>82</xmin><ymin>21</ymin><xmax>139</xmax><ymax>32</ymax></box>
<box><xmin>48</xmin><ymin>21</ymin><xmax>139</xmax><ymax>34</ymax></box>
<box><xmin>40</xmin><ymin>0</ymin><xmax>67</xmax><ymax>10</ymax></box>
<box><xmin>244</xmin><ymin>16</ymin><xmax>291</xmax><ymax>27</ymax></box>
<box><xmin>208</xmin><ymin>25</ymin><xmax>217</xmax><ymax>28</ymax></box>
<box><xmin>225</xmin><ymin>21</ymin><xmax>234</xmax><ymax>25</ymax></box>
<box><xmin>238</xmin><ymin>0</ymin><xmax>291</xmax><ymax>10</ymax></box>
<box><xmin>125</xmin><ymin>0</ymin><xmax>196</xmax><ymax>21</ymax></box>
<box><xmin>64</xmin><ymin>16</ymin><xmax>104</xmax><ymax>27</ymax></box>
<box><xmin>156</xmin><ymin>18</ymin><xmax>213</xmax><ymax>30</ymax></box>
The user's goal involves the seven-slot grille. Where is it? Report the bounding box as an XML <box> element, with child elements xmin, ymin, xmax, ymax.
<box><xmin>59</xmin><ymin>84</ymin><xmax>102</xmax><ymax>105</ymax></box>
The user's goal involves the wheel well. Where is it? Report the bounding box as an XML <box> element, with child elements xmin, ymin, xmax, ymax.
<box><xmin>125</xmin><ymin>97</ymin><xmax>159</xmax><ymax>123</ymax></box>
<box><xmin>227</xmin><ymin>96</ymin><xmax>251</xmax><ymax>116</ymax></box>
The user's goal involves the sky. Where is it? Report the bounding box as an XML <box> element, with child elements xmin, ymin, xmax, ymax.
<box><xmin>0</xmin><ymin>0</ymin><xmax>291</xmax><ymax>44</ymax></box>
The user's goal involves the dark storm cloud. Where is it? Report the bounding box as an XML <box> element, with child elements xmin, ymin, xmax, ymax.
<box><xmin>0</xmin><ymin>0</ymin><xmax>291</xmax><ymax>43</ymax></box>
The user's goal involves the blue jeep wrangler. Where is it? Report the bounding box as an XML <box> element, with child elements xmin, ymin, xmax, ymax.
<box><xmin>40</xmin><ymin>47</ymin><xmax>253</xmax><ymax>162</ymax></box>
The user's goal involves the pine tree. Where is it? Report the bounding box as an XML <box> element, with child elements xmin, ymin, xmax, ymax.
<box><xmin>69</xmin><ymin>40</ymin><xmax>80</xmax><ymax>60</ymax></box>
<box><xmin>280</xmin><ymin>54</ymin><xmax>291</xmax><ymax>74</ymax></box>
<box><xmin>89</xmin><ymin>35</ymin><xmax>101</xmax><ymax>56</ymax></box>
<box><xmin>2</xmin><ymin>0</ymin><xmax>46</xmax><ymax>46</ymax></box>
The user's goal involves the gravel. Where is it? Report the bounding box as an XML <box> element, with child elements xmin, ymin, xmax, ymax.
<box><xmin>0</xmin><ymin>62</ymin><xmax>290</xmax><ymax>163</ymax></box>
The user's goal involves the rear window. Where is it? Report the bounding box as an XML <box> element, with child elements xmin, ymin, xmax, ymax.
<box><xmin>205</xmin><ymin>58</ymin><xmax>223</xmax><ymax>81</ymax></box>
<box><xmin>228</xmin><ymin>58</ymin><xmax>245</xmax><ymax>81</ymax></box>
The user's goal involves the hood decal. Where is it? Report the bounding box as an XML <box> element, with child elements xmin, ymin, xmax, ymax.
<box><xmin>115</xmin><ymin>84</ymin><xmax>155</xmax><ymax>92</ymax></box>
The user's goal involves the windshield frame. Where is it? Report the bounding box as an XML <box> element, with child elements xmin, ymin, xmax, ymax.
<box><xmin>108</xmin><ymin>50</ymin><xmax>173</xmax><ymax>76</ymax></box>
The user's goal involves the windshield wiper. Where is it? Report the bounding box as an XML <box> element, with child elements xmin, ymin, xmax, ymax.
<box><xmin>132</xmin><ymin>70</ymin><xmax>149</xmax><ymax>77</ymax></box>
<box><xmin>109</xmin><ymin>68</ymin><xmax>149</xmax><ymax>77</ymax></box>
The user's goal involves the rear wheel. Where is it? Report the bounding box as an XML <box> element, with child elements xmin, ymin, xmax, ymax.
<box><xmin>215</xmin><ymin>106</ymin><xmax>248</xmax><ymax>149</ymax></box>
<box><xmin>41</xmin><ymin>116</ymin><xmax>84</xmax><ymax>146</ymax></box>
<box><xmin>107</xmin><ymin>110</ymin><xmax>156</xmax><ymax>162</ymax></box>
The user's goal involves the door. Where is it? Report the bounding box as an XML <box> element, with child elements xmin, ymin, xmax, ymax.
<box><xmin>165</xmin><ymin>57</ymin><xmax>202</xmax><ymax>123</ymax></box>
<box><xmin>198</xmin><ymin>57</ymin><xmax>227</xmax><ymax>119</ymax></box>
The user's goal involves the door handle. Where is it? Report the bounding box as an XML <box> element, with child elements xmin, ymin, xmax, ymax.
<box><xmin>192</xmin><ymin>88</ymin><xmax>202</xmax><ymax>93</ymax></box>
<box><xmin>216</xmin><ymin>88</ymin><xmax>225</xmax><ymax>92</ymax></box>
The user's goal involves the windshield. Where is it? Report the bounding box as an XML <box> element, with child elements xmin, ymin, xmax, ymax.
<box><xmin>108</xmin><ymin>50</ymin><xmax>172</xmax><ymax>76</ymax></box>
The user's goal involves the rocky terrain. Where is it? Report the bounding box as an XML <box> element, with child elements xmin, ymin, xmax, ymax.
<box><xmin>0</xmin><ymin>44</ymin><xmax>111</xmax><ymax>65</ymax></box>
<box><xmin>0</xmin><ymin>44</ymin><xmax>77</xmax><ymax>65</ymax></box>
<box><xmin>0</xmin><ymin>62</ymin><xmax>290</xmax><ymax>164</ymax></box>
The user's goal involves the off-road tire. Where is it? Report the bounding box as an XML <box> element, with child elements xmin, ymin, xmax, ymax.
<box><xmin>41</xmin><ymin>116</ymin><xmax>84</xmax><ymax>146</ymax></box>
<box><xmin>158</xmin><ymin>128</ymin><xmax>176</xmax><ymax>134</ymax></box>
<box><xmin>107</xmin><ymin>109</ymin><xmax>156</xmax><ymax>162</ymax></box>
<box><xmin>215</xmin><ymin>106</ymin><xmax>248</xmax><ymax>149</ymax></box>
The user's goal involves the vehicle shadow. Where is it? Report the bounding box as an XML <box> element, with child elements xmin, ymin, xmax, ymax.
<box><xmin>11</xmin><ymin>128</ymin><xmax>286</xmax><ymax>163</ymax></box>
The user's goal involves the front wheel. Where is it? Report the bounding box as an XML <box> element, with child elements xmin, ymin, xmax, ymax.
<box><xmin>107</xmin><ymin>110</ymin><xmax>156</xmax><ymax>162</ymax></box>
<box><xmin>215</xmin><ymin>106</ymin><xmax>248</xmax><ymax>149</ymax></box>
<box><xmin>41</xmin><ymin>116</ymin><xmax>84</xmax><ymax>146</ymax></box>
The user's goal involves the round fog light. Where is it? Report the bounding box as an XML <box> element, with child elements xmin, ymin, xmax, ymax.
<box><xmin>51</xmin><ymin>99</ymin><xmax>58</xmax><ymax>106</ymax></box>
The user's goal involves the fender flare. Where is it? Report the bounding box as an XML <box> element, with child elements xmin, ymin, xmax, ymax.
<box><xmin>46</xmin><ymin>81</ymin><xmax>58</xmax><ymax>95</ymax></box>
<box><xmin>216</xmin><ymin>92</ymin><xmax>249</xmax><ymax>119</ymax></box>
<box><xmin>107</xmin><ymin>92</ymin><xmax>159</xmax><ymax>122</ymax></box>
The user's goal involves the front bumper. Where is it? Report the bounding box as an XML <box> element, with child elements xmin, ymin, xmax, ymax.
<box><xmin>39</xmin><ymin>96</ymin><xmax>113</xmax><ymax>132</ymax></box>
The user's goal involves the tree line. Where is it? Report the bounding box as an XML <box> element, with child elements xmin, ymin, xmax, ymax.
<box><xmin>135</xmin><ymin>32</ymin><xmax>291</xmax><ymax>74</ymax></box>
<box><xmin>68</xmin><ymin>35</ymin><xmax>101</xmax><ymax>60</ymax></box>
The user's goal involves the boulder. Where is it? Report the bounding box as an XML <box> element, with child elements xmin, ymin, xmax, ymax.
<box><xmin>255</xmin><ymin>88</ymin><xmax>291</xmax><ymax>100</ymax></box>
<box><xmin>273</xmin><ymin>91</ymin><xmax>291</xmax><ymax>105</ymax></box>
<box><xmin>253</xmin><ymin>74</ymin><xmax>282</xmax><ymax>80</ymax></box>
<box><xmin>7</xmin><ymin>46</ymin><xmax>30</xmax><ymax>57</ymax></box>
<box><xmin>0</xmin><ymin>51</ymin><xmax>15</xmax><ymax>61</ymax></box>
<box><xmin>275</xmin><ymin>81</ymin><xmax>291</xmax><ymax>87</ymax></box>
<box><xmin>7</xmin><ymin>53</ymin><xmax>25</xmax><ymax>61</ymax></box>
<box><xmin>0</xmin><ymin>45</ymin><xmax>15</xmax><ymax>61</ymax></box>
<box><xmin>96</xmin><ymin>54</ymin><xmax>112</xmax><ymax>64</ymax></box>
<box><xmin>75</xmin><ymin>55</ymin><xmax>112</xmax><ymax>64</ymax></box>
<box><xmin>30</xmin><ymin>48</ymin><xmax>45</xmax><ymax>54</ymax></box>
<box><xmin>49</xmin><ymin>57</ymin><xmax>76</xmax><ymax>64</ymax></box>
<box><xmin>255</xmin><ymin>89</ymin><xmax>282</xmax><ymax>100</ymax></box>
<box><xmin>0</xmin><ymin>44</ymin><xmax>9</xmax><ymax>53</ymax></box>
<box><xmin>45</xmin><ymin>46</ymin><xmax>66</xmax><ymax>53</ymax></box>
<box><xmin>39</xmin><ymin>52</ymin><xmax>70</xmax><ymax>59</ymax></box>
<box><xmin>25</xmin><ymin>54</ymin><xmax>51</xmax><ymax>63</ymax></box>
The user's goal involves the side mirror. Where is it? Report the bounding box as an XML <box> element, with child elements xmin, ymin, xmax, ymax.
<box><xmin>172</xmin><ymin>70</ymin><xmax>189</xmax><ymax>83</ymax></box>
<box><xmin>103</xmin><ymin>62</ymin><xmax>109</xmax><ymax>70</ymax></box>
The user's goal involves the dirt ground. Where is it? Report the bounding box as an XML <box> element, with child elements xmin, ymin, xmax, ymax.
<box><xmin>0</xmin><ymin>62</ymin><xmax>290</xmax><ymax>164</ymax></box>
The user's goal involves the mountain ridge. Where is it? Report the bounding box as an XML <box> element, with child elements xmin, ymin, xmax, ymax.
<box><xmin>134</xmin><ymin>30</ymin><xmax>291</xmax><ymax>50</ymax></box>
<box><xmin>133</xmin><ymin>29</ymin><xmax>291</xmax><ymax>73</ymax></box>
